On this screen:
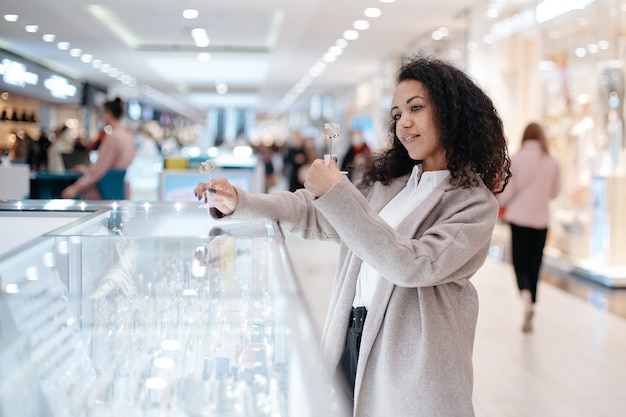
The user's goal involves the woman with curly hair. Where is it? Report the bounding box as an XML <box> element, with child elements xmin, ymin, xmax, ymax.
<box><xmin>194</xmin><ymin>54</ymin><xmax>511</xmax><ymax>416</ymax></box>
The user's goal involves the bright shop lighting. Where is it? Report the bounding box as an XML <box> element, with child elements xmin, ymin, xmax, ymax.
<box><xmin>4</xmin><ymin>15</ymin><xmax>18</xmax><ymax>22</ymax></box>
<box><xmin>364</xmin><ymin>8</ymin><xmax>381</xmax><ymax>18</ymax></box>
<box><xmin>353</xmin><ymin>20</ymin><xmax>370</xmax><ymax>30</ymax></box>
<box><xmin>343</xmin><ymin>29</ymin><xmax>359</xmax><ymax>41</ymax></box>
<box><xmin>57</xmin><ymin>41</ymin><xmax>70</xmax><ymax>50</ymax></box>
<box><xmin>335</xmin><ymin>38</ymin><xmax>348</xmax><ymax>48</ymax></box>
<box><xmin>145</xmin><ymin>378</ymin><xmax>167</xmax><ymax>390</ymax></box>
<box><xmin>182</xmin><ymin>9</ymin><xmax>199</xmax><ymax>19</ymax></box>
<box><xmin>536</xmin><ymin>0</ymin><xmax>594</xmax><ymax>24</ymax></box>
<box><xmin>270</xmin><ymin>1</ymin><xmax>393</xmax><ymax>117</ymax></box>
<box><xmin>42</xmin><ymin>34</ymin><xmax>55</xmax><ymax>42</ymax></box>
<box><xmin>25</xmin><ymin>25</ymin><xmax>38</xmax><ymax>33</ymax></box>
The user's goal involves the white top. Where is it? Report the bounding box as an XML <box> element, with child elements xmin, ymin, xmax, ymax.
<box><xmin>353</xmin><ymin>166</ymin><xmax>450</xmax><ymax>308</ymax></box>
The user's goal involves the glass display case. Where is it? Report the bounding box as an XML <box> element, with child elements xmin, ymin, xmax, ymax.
<box><xmin>0</xmin><ymin>201</ymin><xmax>349</xmax><ymax>417</ymax></box>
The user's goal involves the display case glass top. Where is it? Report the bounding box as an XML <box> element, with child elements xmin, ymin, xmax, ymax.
<box><xmin>0</xmin><ymin>201</ymin><xmax>349</xmax><ymax>417</ymax></box>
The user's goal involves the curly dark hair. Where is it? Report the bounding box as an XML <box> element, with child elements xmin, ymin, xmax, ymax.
<box><xmin>359</xmin><ymin>54</ymin><xmax>511</xmax><ymax>193</ymax></box>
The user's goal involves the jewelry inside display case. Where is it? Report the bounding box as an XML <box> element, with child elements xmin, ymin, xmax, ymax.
<box><xmin>0</xmin><ymin>201</ymin><xmax>349</xmax><ymax>417</ymax></box>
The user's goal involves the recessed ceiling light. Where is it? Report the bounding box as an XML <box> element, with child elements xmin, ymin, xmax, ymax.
<box><xmin>4</xmin><ymin>15</ymin><xmax>19</xmax><ymax>22</ymax></box>
<box><xmin>191</xmin><ymin>28</ymin><xmax>207</xmax><ymax>38</ymax></box>
<box><xmin>328</xmin><ymin>46</ymin><xmax>343</xmax><ymax>56</ymax></box>
<box><xmin>25</xmin><ymin>25</ymin><xmax>38</xmax><ymax>33</ymax></box>
<box><xmin>216</xmin><ymin>81</ymin><xmax>228</xmax><ymax>95</ymax></box>
<box><xmin>353</xmin><ymin>20</ymin><xmax>370</xmax><ymax>30</ymax></box>
<box><xmin>80</xmin><ymin>54</ymin><xmax>93</xmax><ymax>63</ymax></box>
<box><xmin>57</xmin><ymin>41</ymin><xmax>70</xmax><ymax>50</ymax></box>
<box><xmin>69</xmin><ymin>48</ymin><xmax>82</xmax><ymax>57</ymax></box>
<box><xmin>42</xmin><ymin>34</ymin><xmax>55</xmax><ymax>42</ymax></box>
<box><xmin>323</xmin><ymin>53</ymin><xmax>337</xmax><ymax>63</ymax></box>
<box><xmin>91</xmin><ymin>59</ymin><xmax>102</xmax><ymax>68</ymax></box>
<box><xmin>183</xmin><ymin>9</ymin><xmax>199</xmax><ymax>19</ymax></box>
<box><xmin>343</xmin><ymin>30</ymin><xmax>359</xmax><ymax>40</ymax></box>
<box><xmin>364</xmin><ymin>8</ymin><xmax>382</xmax><ymax>18</ymax></box>
<box><xmin>335</xmin><ymin>39</ymin><xmax>349</xmax><ymax>48</ymax></box>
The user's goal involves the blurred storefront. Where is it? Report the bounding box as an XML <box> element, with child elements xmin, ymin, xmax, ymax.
<box><xmin>463</xmin><ymin>0</ymin><xmax>626</xmax><ymax>286</ymax></box>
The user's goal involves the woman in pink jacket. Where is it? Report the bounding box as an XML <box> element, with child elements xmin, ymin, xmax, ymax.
<box><xmin>500</xmin><ymin>122</ymin><xmax>561</xmax><ymax>332</ymax></box>
<box><xmin>195</xmin><ymin>55</ymin><xmax>511</xmax><ymax>416</ymax></box>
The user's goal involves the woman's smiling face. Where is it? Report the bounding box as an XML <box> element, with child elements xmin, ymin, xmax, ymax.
<box><xmin>391</xmin><ymin>79</ymin><xmax>447</xmax><ymax>171</ymax></box>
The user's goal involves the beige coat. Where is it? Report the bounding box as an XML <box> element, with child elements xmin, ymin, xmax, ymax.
<box><xmin>221</xmin><ymin>171</ymin><xmax>498</xmax><ymax>417</ymax></box>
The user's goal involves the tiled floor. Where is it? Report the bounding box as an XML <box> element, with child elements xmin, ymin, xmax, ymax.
<box><xmin>284</xmin><ymin>230</ymin><xmax>626</xmax><ymax>417</ymax></box>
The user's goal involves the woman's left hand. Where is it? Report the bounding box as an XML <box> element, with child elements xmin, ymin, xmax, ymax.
<box><xmin>304</xmin><ymin>158</ymin><xmax>343</xmax><ymax>197</ymax></box>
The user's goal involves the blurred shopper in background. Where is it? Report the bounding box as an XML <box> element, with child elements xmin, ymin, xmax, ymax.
<box><xmin>499</xmin><ymin>122</ymin><xmax>561</xmax><ymax>333</ymax></box>
<box><xmin>194</xmin><ymin>54</ymin><xmax>512</xmax><ymax>416</ymax></box>
<box><xmin>61</xmin><ymin>97</ymin><xmax>136</xmax><ymax>200</ymax></box>
<box><xmin>28</xmin><ymin>128</ymin><xmax>51</xmax><ymax>171</ymax></box>
<box><xmin>283</xmin><ymin>133</ymin><xmax>321</xmax><ymax>191</ymax></box>
<box><xmin>47</xmin><ymin>124</ymin><xmax>75</xmax><ymax>173</ymax></box>
<box><xmin>340</xmin><ymin>130</ymin><xmax>372</xmax><ymax>183</ymax></box>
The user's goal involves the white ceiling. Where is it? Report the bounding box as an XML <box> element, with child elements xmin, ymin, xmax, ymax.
<box><xmin>0</xmin><ymin>0</ymin><xmax>484</xmax><ymax>119</ymax></box>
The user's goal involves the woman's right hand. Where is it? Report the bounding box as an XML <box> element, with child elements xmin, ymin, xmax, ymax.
<box><xmin>194</xmin><ymin>177</ymin><xmax>238</xmax><ymax>215</ymax></box>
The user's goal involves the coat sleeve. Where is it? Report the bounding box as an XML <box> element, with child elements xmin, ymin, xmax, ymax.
<box><xmin>313</xmin><ymin>177</ymin><xmax>498</xmax><ymax>287</ymax></box>
<box><xmin>219</xmin><ymin>187</ymin><xmax>341</xmax><ymax>242</ymax></box>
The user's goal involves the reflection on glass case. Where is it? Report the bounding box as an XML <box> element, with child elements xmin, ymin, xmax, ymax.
<box><xmin>0</xmin><ymin>202</ymin><xmax>349</xmax><ymax>417</ymax></box>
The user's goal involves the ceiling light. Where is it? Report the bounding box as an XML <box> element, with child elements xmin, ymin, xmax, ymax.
<box><xmin>335</xmin><ymin>39</ymin><xmax>349</xmax><ymax>48</ymax></box>
<box><xmin>80</xmin><ymin>54</ymin><xmax>93</xmax><ymax>63</ymax></box>
<box><xmin>25</xmin><ymin>25</ymin><xmax>38</xmax><ymax>33</ymax></box>
<box><xmin>215</xmin><ymin>80</ymin><xmax>228</xmax><ymax>95</ymax></box>
<box><xmin>182</xmin><ymin>9</ymin><xmax>199</xmax><ymax>19</ymax></box>
<box><xmin>328</xmin><ymin>46</ymin><xmax>343</xmax><ymax>56</ymax></box>
<box><xmin>364</xmin><ymin>8</ymin><xmax>382</xmax><ymax>18</ymax></box>
<box><xmin>353</xmin><ymin>20</ymin><xmax>370</xmax><ymax>30</ymax></box>
<box><xmin>57</xmin><ymin>42</ymin><xmax>70</xmax><ymax>50</ymax></box>
<box><xmin>4</xmin><ymin>15</ymin><xmax>19</xmax><ymax>22</ymax></box>
<box><xmin>91</xmin><ymin>59</ymin><xmax>102</xmax><ymax>68</ymax></box>
<box><xmin>343</xmin><ymin>30</ymin><xmax>359</xmax><ymax>40</ymax></box>
<box><xmin>195</xmin><ymin>38</ymin><xmax>210</xmax><ymax>47</ymax></box>
<box><xmin>42</xmin><ymin>34</ymin><xmax>55</xmax><ymax>42</ymax></box>
<box><xmin>69</xmin><ymin>48</ymin><xmax>82</xmax><ymax>57</ymax></box>
<box><xmin>100</xmin><ymin>63</ymin><xmax>111</xmax><ymax>73</ymax></box>
<box><xmin>379</xmin><ymin>0</ymin><xmax>396</xmax><ymax>3</ymax></box>
<box><xmin>323</xmin><ymin>53</ymin><xmax>337</xmax><ymax>63</ymax></box>
<box><xmin>191</xmin><ymin>28</ymin><xmax>207</xmax><ymax>38</ymax></box>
